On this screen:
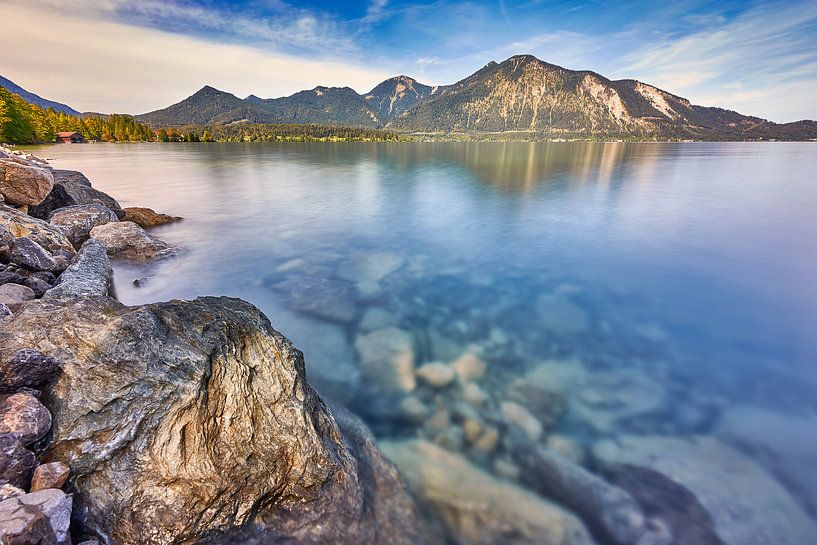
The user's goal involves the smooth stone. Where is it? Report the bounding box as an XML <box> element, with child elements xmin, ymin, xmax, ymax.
<box><xmin>273</xmin><ymin>276</ymin><xmax>357</xmax><ymax>323</ymax></box>
<box><xmin>399</xmin><ymin>396</ymin><xmax>430</xmax><ymax>423</ymax></box>
<box><xmin>451</xmin><ymin>352</ymin><xmax>487</xmax><ymax>383</ymax></box>
<box><xmin>536</xmin><ymin>294</ymin><xmax>589</xmax><ymax>334</ymax></box>
<box><xmin>0</xmin><ymin>435</ymin><xmax>36</xmax><ymax>489</ymax></box>
<box><xmin>355</xmin><ymin>327</ymin><xmax>416</xmax><ymax>393</ymax></box>
<box><xmin>10</xmin><ymin>237</ymin><xmax>58</xmax><ymax>272</ymax></box>
<box><xmin>44</xmin><ymin>239</ymin><xmax>112</xmax><ymax>299</ymax></box>
<box><xmin>0</xmin><ymin>204</ymin><xmax>76</xmax><ymax>256</ymax></box>
<box><xmin>0</xmin><ymin>392</ymin><xmax>52</xmax><ymax>446</ymax></box>
<box><xmin>49</xmin><ymin>204</ymin><xmax>119</xmax><ymax>247</ymax></box>
<box><xmin>493</xmin><ymin>458</ymin><xmax>521</xmax><ymax>480</ymax></box>
<box><xmin>122</xmin><ymin>206</ymin><xmax>181</xmax><ymax>228</ymax></box>
<box><xmin>500</xmin><ymin>401</ymin><xmax>543</xmax><ymax>442</ymax></box>
<box><xmin>460</xmin><ymin>382</ymin><xmax>490</xmax><ymax>406</ymax></box>
<box><xmin>0</xmin><ymin>283</ymin><xmax>35</xmax><ymax>312</ymax></box>
<box><xmin>593</xmin><ymin>435</ymin><xmax>817</xmax><ymax>545</ymax></box>
<box><xmin>337</xmin><ymin>252</ymin><xmax>404</xmax><ymax>284</ymax></box>
<box><xmin>0</xmin><ymin>296</ymin><xmax>439</xmax><ymax>545</ymax></box>
<box><xmin>380</xmin><ymin>439</ymin><xmax>597</xmax><ymax>545</ymax></box>
<box><xmin>358</xmin><ymin>307</ymin><xmax>399</xmax><ymax>332</ymax></box>
<box><xmin>0</xmin><ymin>160</ymin><xmax>54</xmax><ymax>206</ymax></box>
<box><xmin>0</xmin><ymin>348</ymin><xmax>61</xmax><ymax>393</ymax></box>
<box><xmin>472</xmin><ymin>426</ymin><xmax>500</xmax><ymax>453</ymax></box>
<box><xmin>30</xmin><ymin>462</ymin><xmax>70</xmax><ymax>492</ymax></box>
<box><xmin>416</xmin><ymin>362</ymin><xmax>456</xmax><ymax>388</ymax></box>
<box><xmin>512</xmin><ymin>445</ymin><xmax>647</xmax><ymax>545</ymax></box>
<box><xmin>0</xmin><ymin>489</ymin><xmax>72</xmax><ymax>545</ymax></box>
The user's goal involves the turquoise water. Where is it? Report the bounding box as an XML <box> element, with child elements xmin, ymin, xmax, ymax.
<box><xmin>31</xmin><ymin>141</ymin><xmax>817</xmax><ymax>542</ymax></box>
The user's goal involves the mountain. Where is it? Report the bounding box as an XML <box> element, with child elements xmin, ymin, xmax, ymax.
<box><xmin>135</xmin><ymin>56</ymin><xmax>816</xmax><ymax>140</ymax></box>
<box><xmin>0</xmin><ymin>75</ymin><xmax>81</xmax><ymax>116</ymax></box>
<box><xmin>363</xmin><ymin>76</ymin><xmax>439</xmax><ymax>117</ymax></box>
<box><xmin>389</xmin><ymin>55</ymin><xmax>780</xmax><ymax>139</ymax></box>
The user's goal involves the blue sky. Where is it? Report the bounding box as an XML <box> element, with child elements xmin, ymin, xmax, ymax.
<box><xmin>2</xmin><ymin>0</ymin><xmax>816</xmax><ymax>121</ymax></box>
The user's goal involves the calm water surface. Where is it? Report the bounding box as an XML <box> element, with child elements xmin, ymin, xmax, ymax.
<box><xmin>30</xmin><ymin>141</ymin><xmax>817</xmax><ymax>542</ymax></box>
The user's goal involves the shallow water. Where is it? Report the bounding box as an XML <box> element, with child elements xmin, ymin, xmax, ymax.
<box><xmin>30</xmin><ymin>141</ymin><xmax>817</xmax><ymax>542</ymax></box>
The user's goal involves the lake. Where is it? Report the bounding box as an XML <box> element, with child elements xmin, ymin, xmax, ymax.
<box><xmin>30</xmin><ymin>141</ymin><xmax>817</xmax><ymax>543</ymax></box>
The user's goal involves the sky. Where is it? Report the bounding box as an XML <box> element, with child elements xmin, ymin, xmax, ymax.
<box><xmin>1</xmin><ymin>0</ymin><xmax>816</xmax><ymax>121</ymax></box>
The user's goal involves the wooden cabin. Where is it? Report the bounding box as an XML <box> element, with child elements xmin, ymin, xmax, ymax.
<box><xmin>56</xmin><ymin>131</ymin><xmax>86</xmax><ymax>143</ymax></box>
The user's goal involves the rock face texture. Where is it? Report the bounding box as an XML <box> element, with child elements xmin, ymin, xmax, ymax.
<box><xmin>0</xmin><ymin>488</ymin><xmax>73</xmax><ymax>545</ymax></box>
<box><xmin>89</xmin><ymin>221</ymin><xmax>176</xmax><ymax>260</ymax></box>
<box><xmin>0</xmin><ymin>348</ymin><xmax>61</xmax><ymax>393</ymax></box>
<box><xmin>380</xmin><ymin>439</ymin><xmax>596</xmax><ymax>545</ymax></box>
<box><xmin>10</xmin><ymin>236</ymin><xmax>59</xmax><ymax>272</ymax></box>
<box><xmin>0</xmin><ymin>295</ymin><xmax>438</xmax><ymax>545</ymax></box>
<box><xmin>28</xmin><ymin>169</ymin><xmax>124</xmax><ymax>220</ymax></box>
<box><xmin>0</xmin><ymin>160</ymin><xmax>54</xmax><ymax>206</ymax></box>
<box><xmin>0</xmin><ymin>205</ymin><xmax>76</xmax><ymax>256</ymax></box>
<box><xmin>0</xmin><ymin>392</ymin><xmax>53</xmax><ymax>446</ymax></box>
<box><xmin>44</xmin><ymin>239</ymin><xmax>112</xmax><ymax>300</ymax></box>
<box><xmin>49</xmin><ymin>204</ymin><xmax>119</xmax><ymax>247</ymax></box>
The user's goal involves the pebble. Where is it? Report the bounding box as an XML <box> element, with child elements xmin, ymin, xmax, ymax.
<box><xmin>451</xmin><ymin>353</ymin><xmax>487</xmax><ymax>383</ymax></box>
<box><xmin>416</xmin><ymin>362</ymin><xmax>456</xmax><ymax>388</ymax></box>
<box><xmin>500</xmin><ymin>401</ymin><xmax>542</xmax><ymax>442</ymax></box>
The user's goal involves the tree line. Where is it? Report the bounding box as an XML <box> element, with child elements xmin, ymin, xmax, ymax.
<box><xmin>0</xmin><ymin>86</ymin><xmax>154</xmax><ymax>143</ymax></box>
<box><xmin>1</xmin><ymin>86</ymin><xmax>405</xmax><ymax>144</ymax></box>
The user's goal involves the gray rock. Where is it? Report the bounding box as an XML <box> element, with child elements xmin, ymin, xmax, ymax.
<box><xmin>0</xmin><ymin>160</ymin><xmax>54</xmax><ymax>206</ymax></box>
<box><xmin>0</xmin><ymin>283</ymin><xmax>35</xmax><ymax>312</ymax></box>
<box><xmin>0</xmin><ymin>205</ymin><xmax>76</xmax><ymax>257</ymax></box>
<box><xmin>593</xmin><ymin>435</ymin><xmax>817</xmax><ymax>545</ymax></box>
<box><xmin>0</xmin><ymin>348</ymin><xmax>61</xmax><ymax>393</ymax></box>
<box><xmin>337</xmin><ymin>252</ymin><xmax>404</xmax><ymax>284</ymax></box>
<box><xmin>24</xmin><ymin>277</ymin><xmax>51</xmax><ymax>297</ymax></box>
<box><xmin>381</xmin><ymin>439</ymin><xmax>597</xmax><ymax>545</ymax></box>
<box><xmin>90</xmin><ymin>221</ymin><xmax>176</xmax><ymax>260</ymax></box>
<box><xmin>44</xmin><ymin>239</ymin><xmax>112</xmax><ymax>299</ymax></box>
<box><xmin>511</xmin><ymin>445</ymin><xmax>647</xmax><ymax>545</ymax></box>
<box><xmin>0</xmin><ymin>392</ymin><xmax>52</xmax><ymax>446</ymax></box>
<box><xmin>49</xmin><ymin>204</ymin><xmax>119</xmax><ymax>247</ymax></box>
<box><xmin>273</xmin><ymin>275</ymin><xmax>358</xmax><ymax>323</ymax></box>
<box><xmin>28</xmin><ymin>169</ymin><xmax>124</xmax><ymax>220</ymax></box>
<box><xmin>0</xmin><ymin>435</ymin><xmax>36</xmax><ymax>489</ymax></box>
<box><xmin>0</xmin><ymin>303</ymin><xmax>10</xmax><ymax>318</ymax></box>
<box><xmin>0</xmin><ymin>488</ymin><xmax>72</xmax><ymax>545</ymax></box>
<box><xmin>0</xmin><ymin>295</ymin><xmax>438</xmax><ymax>545</ymax></box>
<box><xmin>10</xmin><ymin>237</ymin><xmax>58</xmax><ymax>272</ymax></box>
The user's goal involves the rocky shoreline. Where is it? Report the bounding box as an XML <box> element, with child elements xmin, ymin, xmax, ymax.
<box><xmin>2</xmin><ymin>144</ymin><xmax>816</xmax><ymax>545</ymax></box>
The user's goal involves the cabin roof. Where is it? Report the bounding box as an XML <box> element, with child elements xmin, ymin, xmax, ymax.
<box><xmin>57</xmin><ymin>131</ymin><xmax>81</xmax><ymax>137</ymax></box>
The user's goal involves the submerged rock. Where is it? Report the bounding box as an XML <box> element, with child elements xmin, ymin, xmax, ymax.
<box><xmin>44</xmin><ymin>239</ymin><xmax>112</xmax><ymax>299</ymax></box>
<box><xmin>0</xmin><ymin>488</ymin><xmax>72</xmax><ymax>545</ymax></box>
<box><xmin>536</xmin><ymin>294</ymin><xmax>589</xmax><ymax>335</ymax></box>
<box><xmin>90</xmin><ymin>221</ymin><xmax>175</xmax><ymax>260</ymax></box>
<box><xmin>416</xmin><ymin>362</ymin><xmax>456</xmax><ymax>388</ymax></box>
<box><xmin>355</xmin><ymin>327</ymin><xmax>416</xmax><ymax>393</ymax></box>
<box><xmin>0</xmin><ymin>296</ymin><xmax>437</xmax><ymax>545</ymax></box>
<box><xmin>122</xmin><ymin>206</ymin><xmax>181</xmax><ymax>227</ymax></box>
<box><xmin>512</xmin><ymin>445</ymin><xmax>647</xmax><ymax>545</ymax></box>
<box><xmin>380</xmin><ymin>439</ymin><xmax>597</xmax><ymax>545</ymax></box>
<box><xmin>273</xmin><ymin>276</ymin><xmax>358</xmax><ymax>323</ymax></box>
<box><xmin>0</xmin><ymin>160</ymin><xmax>54</xmax><ymax>206</ymax></box>
<box><xmin>593</xmin><ymin>435</ymin><xmax>817</xmax><ymax>545</ymax></box>
<box><xmin>49</xmin><ymin>204</ymin><xmax>119</xmax><ymax>247</ymax></box>
<box><xmin>337</xmin><ymin>252</ymin><xmax>404</xmax><ymax>284</ymax></box>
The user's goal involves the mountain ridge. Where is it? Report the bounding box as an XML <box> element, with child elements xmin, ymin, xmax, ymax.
<box><xmin>0</xmin><ymin>75</ymin><xmax>81</xmax><ymax>116</ymax></box>
<box><xmin>132</xmin><ymin>54</ymin><xmax>816</xmax><ymax>140</ymax></box>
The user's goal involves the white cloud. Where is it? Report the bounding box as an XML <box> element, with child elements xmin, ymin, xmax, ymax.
<box><xmin>0</xmin><ymin>1</ymin><xmax>391</xmax><ymax>114</ymax></box>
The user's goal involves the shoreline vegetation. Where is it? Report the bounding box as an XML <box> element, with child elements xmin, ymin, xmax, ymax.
<box><xmin>4</xmin><ymin>84</ymin><xmax>815</xmax><ymax>145</ymax></box>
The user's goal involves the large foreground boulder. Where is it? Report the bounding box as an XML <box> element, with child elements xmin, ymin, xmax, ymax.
<box><xmin>0</xmin><ymin>296</ymin><xmax>440</xmax><ymax>545</ymax></box>
<box><xmin>380</xmin><ymin>439</ymin><xmax>597</xmax><ymax>545</ymax></box>
<box><xmin>0</xmin><ymin>160</ymin><xmax>54</xmax><ymax>206</ymax></box>
<box><xmin>89</xmin><ymin>221</ymin><xmax>175</xmax><ymax>260</ymax></box>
